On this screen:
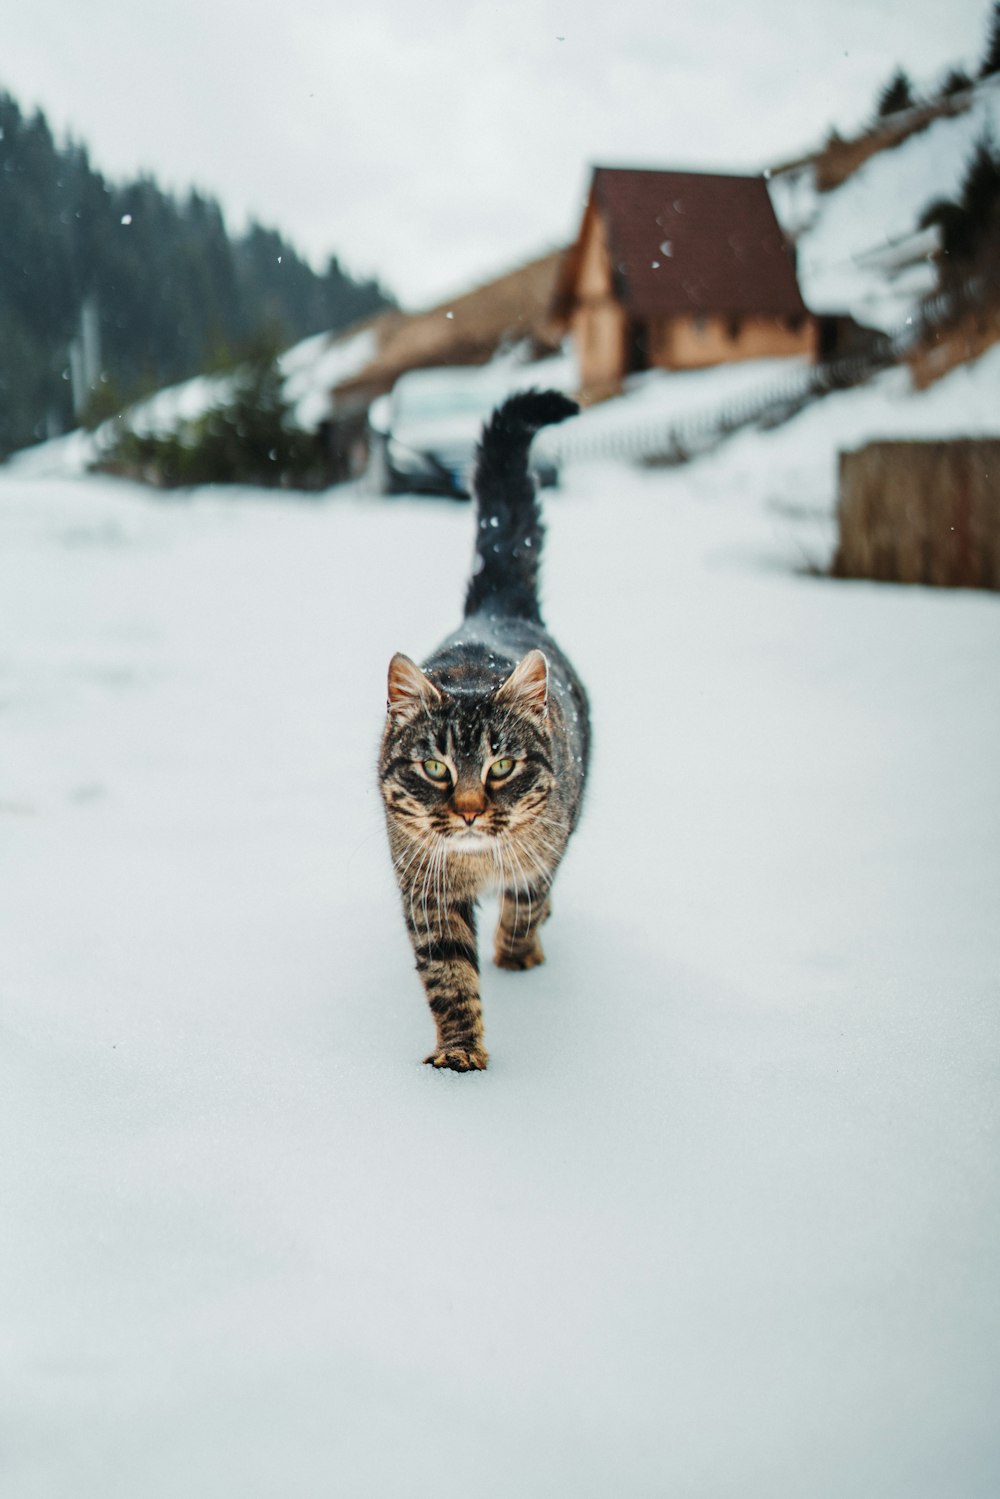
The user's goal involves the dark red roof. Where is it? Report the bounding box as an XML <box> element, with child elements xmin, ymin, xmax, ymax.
<box><xmin>590</xmin><ymin>166</ymin><xmax>807</xmax><ymax>318</ymax></box>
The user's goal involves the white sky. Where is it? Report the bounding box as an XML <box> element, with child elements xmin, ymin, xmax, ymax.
<box><xmin>3</xmin><ymin>0</ymin><xmax>992</xmax><ymax>308</ymax></box>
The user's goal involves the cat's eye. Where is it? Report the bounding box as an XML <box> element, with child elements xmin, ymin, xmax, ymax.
<box><xmin>422</xmin><ymin>758</ymin><xmax>450</xmax><ymax>782</ymax></box>
<box><xmin>487</xmin><ymin>757</ymin><xmax>515</xmax><ymax>781</ymax></box>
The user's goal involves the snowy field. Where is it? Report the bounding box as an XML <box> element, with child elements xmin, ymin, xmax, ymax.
<box><xmin>2</xmin><ymin>371</ymin><xmax>999</xmax><ymax>1496</ymax></box>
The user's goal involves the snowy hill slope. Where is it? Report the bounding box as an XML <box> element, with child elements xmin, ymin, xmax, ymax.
<box><xmin>769</xmin><ymin>75</ymin><xmax>1000</xmax><ymax>331</ymax></box>
<box><xmin>3</xmin><ymin>322</ymin><xmax>380</xmax><ymax>481</ymax></box>
<box><xmin>1</xmin><ymin>340</ymin><xmax>999</xmax><ymax>1495</ymax></box>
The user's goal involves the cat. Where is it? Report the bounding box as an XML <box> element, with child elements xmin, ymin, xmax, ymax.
<box><xmin>378</xmin><ymin>389</ymin><xmax>590</xmax><ymax>1072</ymax></box>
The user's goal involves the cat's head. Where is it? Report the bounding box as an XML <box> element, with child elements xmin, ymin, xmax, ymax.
<box><xmin>380</xmin><ymin>649</ymin><xmax>553</xmax><ymax>851</ymax></box>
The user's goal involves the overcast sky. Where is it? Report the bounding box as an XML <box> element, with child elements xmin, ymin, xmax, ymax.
<box><xmin>4</xmin><ymin>0</ymin><xmax>992</xmax><ymax>308</ymax></box>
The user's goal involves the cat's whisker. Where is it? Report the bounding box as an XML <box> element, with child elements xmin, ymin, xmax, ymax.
<box><xmin>493</xmin><ymin>837</ymin><xmax>513</xmax><ymax>950</ymax></box>
<box><xmin>529</xmin><ymin>831</ymin><xmax>567</xmax><ymax>863</ymax></box>
<box><xmin>422</xmin><ymin>840</ymin><xmax>436</xmax><ymax>939</ymax></box>
<box><xmin>397</xmin><ymin>838</ymin><xmax>424</xmax><ymax>890</ymax></box>
<box><xmin>435</xmin><ymin>837</ymin><xmax>448</xmax><ymax>939</ymax></box>
<box><xmin>493</xmin><ymin>832</ymin><xmax>504</xmax><ymax>896</ymax></box>
<box><xmin>405</xmin><ymin>850</ymin><xmax>425</xmax><ymax>934</ymax></box>
<box><xmin>420</xmin><ymin>836</ymin><xmax>441</xmax><ymax>940</ymax></box>
<box><xmin>529</xmin><ymin>835</ymin><xmax>564</xmax><ymax>865</ymax></box>
<box><xmin>517</xmin><ymin>840</ymin><xmax>558</xmax><ymax>902</ymax></box>
<box><xmin>512</xmin><ymin>838</ymin><xmax>548</xmax><ymax>880</ymax></box>
<box><xmin>430</xmin><ymin>840</ymin><xmax>439</xmax><ymax>939</ymax></box>
<box><xmin>408</xmin><ymin>840</ymin><xmax>437</xmax><ymax>939</ymax></box>
<box><xmin>504</xmin><ymin>846</ymin><xmax>530</xmax><ymax>938</ymax></box>
<box><xmin>507</xmin><ymin>838</ymin><xmax>523</xmax><ymax>942</ymax></box>
<box><xmin>433</xmin><ymin>835</ymin><xmax>447</xmax><ymax>938</ymax></box>
<box><xmin>393</xmin><ymin>837</ymin><xmax>429</xmax><ymax>879</ymax></box>
<box><xmin>496</xmin><ymin>832</ymin><xmax>534</xmax><ymax>942</ymax></box>
<box><xmin>493</xmin><ymin>832</ymin><xmax>518</xmax><ymax>938</ymax></box>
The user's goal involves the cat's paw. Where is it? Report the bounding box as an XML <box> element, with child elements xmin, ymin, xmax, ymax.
<box><xmin>494</xmin><ymin>939</ymin><xmax>545</xmax><ymax>971</ymax></box>
<box><xmin>424</xmin><ymin>1046</ymin><xmax>489</xmax><ymax>1072</ymax></box>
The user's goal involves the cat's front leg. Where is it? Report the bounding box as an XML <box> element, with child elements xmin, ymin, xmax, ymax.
<box><xmin>404</xmin><ymin>892</ymin><xmax>487</xmax><ymax>1071</ymax></box>
<box><xmin>494</xmin><ymin>885</ymin><xmax>552</xmax><ymax>971</ymax></box>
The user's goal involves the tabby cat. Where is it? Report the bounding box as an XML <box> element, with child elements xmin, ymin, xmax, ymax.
<box><xmin>378</xmin><ymin>389</ymin><xmax>590</xmax><ymax>1072</ymax></box>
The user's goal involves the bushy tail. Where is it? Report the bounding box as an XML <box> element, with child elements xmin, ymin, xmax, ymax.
<box><xmin>463</xmin><ymin>389</ymin><xmax>578</xmax><ymax>623</ymax></box>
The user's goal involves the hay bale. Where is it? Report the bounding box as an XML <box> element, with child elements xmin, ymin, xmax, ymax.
<box><xmin>833</xmin><ymin>440</ymin><xmax>1000</xmax><ymax>591</ymax></box>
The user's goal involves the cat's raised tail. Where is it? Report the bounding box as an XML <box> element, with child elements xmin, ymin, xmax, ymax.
<box><xmin>463</xmin><ymin>388</ymin><xmax>578</xmax><ymax>626</ymax></box>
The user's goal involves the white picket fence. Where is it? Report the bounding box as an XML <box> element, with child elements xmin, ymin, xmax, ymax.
<box><xmin>540</xmin><ymin>278</ymin><xmax>982</xmax><ymax>470</ymax></box>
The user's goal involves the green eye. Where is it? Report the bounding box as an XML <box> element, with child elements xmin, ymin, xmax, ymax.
<box><xmin>488</xmin><ymin>757</ymin><xmax>515</xmax><ymax>781</ymax></box>
<box><xmin>422</xmin><ymin>758</ymin><xmax>450</xmax><ymax>782</ymax></box>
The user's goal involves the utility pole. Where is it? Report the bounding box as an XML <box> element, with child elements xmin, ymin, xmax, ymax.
<box><xmin>68</xmin><ymin>294</ymin><xmax>102</xmax><ymax>416</ymax></box>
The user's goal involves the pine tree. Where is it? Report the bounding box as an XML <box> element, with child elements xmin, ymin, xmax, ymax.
<box><xmin>958</xmin><ymin>129</ymin><xmax>1000</xmax><ymax>237</ymax></box>
<box><xmin>980</xmin><ymin>0</ymin><xmax>1000</xmax><ymax>77</ymax></box>
<box><xmin>919</xmin><ymin>130</ymin><xmax>1000</xmax><ymax>274</ymax></box>
<box><xmin>876</xmin><ymin>68</ymin><xmax>915</xmax><ymax>118</ymax></box>
<box><xmin>920</xmin><ymin>197</ymin><xmax>976</xmax><ymax>261</ymax></box>
<box><xmin>939</xmin><ymin>66</ymin><xmax>972</xmax><ymax>98</ymax></box>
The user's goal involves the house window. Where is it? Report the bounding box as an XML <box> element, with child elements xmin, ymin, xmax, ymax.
<box><xmin>726</xmin><ymin>315</ymin><xmax>743</xmax><ymax>342</ymax></box>
<box><xmin>692</xmin><ymin>316</ymin><xmax>707</xmax><ymax>337</ymax></box>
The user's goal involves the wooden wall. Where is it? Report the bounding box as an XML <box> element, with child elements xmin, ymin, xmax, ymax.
<box><xmin>833</xmin><ymin>440</ymin><xmax>1000</xmax><ymax>590</ymax></box>
<box><xmin>654</xmin><ymin>313</ymin><xmax>816</xmax><ymax>369</ymax></box>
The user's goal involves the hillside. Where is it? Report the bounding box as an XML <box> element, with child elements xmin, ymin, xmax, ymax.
<box><xmin>769</xmin><ymin>74</ymin><xmax>1000</xmax><ymax>331</ymax></box>
<box><xmin>0</xmin><ymin>88</ymin><xmax>393</xmax><ymax>458</ymax></box>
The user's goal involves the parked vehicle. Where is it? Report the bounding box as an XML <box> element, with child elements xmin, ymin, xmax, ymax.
<box><xmin>365</xmin><ymin>366</ymin><xmax>562</xmax><ymax>499</ymax></box>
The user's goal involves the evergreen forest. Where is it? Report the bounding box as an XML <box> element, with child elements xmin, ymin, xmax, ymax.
<box><xmin>0</xmin><ymin>88</ymin><xmax>394</xmax><ymax>457</ymax></box>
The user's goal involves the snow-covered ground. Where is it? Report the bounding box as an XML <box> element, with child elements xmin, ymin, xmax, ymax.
<box><xmin>2</xmin><ymin>353</ymin><xmax>999</xmax><ymax>1497</ymax></box>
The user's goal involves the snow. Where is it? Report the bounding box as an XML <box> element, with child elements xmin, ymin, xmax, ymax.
<box><xmin>541</xmin><ymin>338</ymin><xmax>1000</xmax><ymax>481</ymax></box>
<box><xmin>122</xmin><ymin>372</ymin><xmax>236</xmax><ymax>439</ymax></box>
<box><xmin>2</xmin><ymin>344</ymin><xmax>999</xmax><ymax>1496</ymax></box>
<box><xmin>4</xmin><ymin>324</ymin><xmax>379</xmax><ymax>482</ymax></box>
<box><xmin>771</xmin><ymin>75</ymin><xmax>1000</xmax><ymax>332</ymax></box>
<box><xmin>281</xmin><ymin>324</ymin><xmax>379</xmax><ymax>430</ymax></box>
<box><xmin>677</xmin><ymin>342</ymin><xmax>1000</xmax><ymax>568</ymax></box>
<box><xmin>539</xmin><ymin>356</ymin><xmax>812</xmax><ymax>464</ymax></box>
<box><xmin>2</xmin><ymin>424</ymin><xmax>105</xmax><ymax>481</ymax></box>
<box><xmin>382</xmin><ymin>358</ymin><xmax>579</xmax><ymax>452</ymax></box>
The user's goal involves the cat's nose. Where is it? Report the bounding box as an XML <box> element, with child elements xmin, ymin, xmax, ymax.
<box><xmin>452</xmin><ymin>787</ymin><xmax>486</xmax><ymax>824</ymax></box>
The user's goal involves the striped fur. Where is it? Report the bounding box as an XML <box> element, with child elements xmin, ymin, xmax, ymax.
<box><xmin>379</xmin><ymin>389</ymin><xmax>588</xmax><ymax>1072</ymax></box>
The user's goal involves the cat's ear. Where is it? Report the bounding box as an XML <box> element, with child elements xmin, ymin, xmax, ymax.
<box><xmin>386</xmin><ymin>653</ymin><xmax>443</xmax><ymax>718</ymax></box>
<box><xmin>495</xmin><ymin>649</ymin><xmax>549</xmax><ymax>719</ymax></box>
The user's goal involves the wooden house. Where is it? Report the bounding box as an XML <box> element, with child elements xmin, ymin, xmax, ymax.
<box><xmin>552</xmin><ymin>166</ymin><xmax>816</xmax><ymax>400</ymax></box>
<box><xmin>331</xmin><ymin>249</ymin><xmax>565</xmax><ymax>419</ymax></box>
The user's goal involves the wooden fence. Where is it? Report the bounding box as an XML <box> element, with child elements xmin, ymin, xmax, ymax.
<box><xmin>832</xmin><ymin>440</ymin><xmax>1000</xmax><ymax>590</ymax></box>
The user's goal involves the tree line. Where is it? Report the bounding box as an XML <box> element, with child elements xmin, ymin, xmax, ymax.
<box><xmin>870</xmin><ymin>1</ymin><xmax>1000</xmax><ymax>293</ymax></box>
<box><xmin>0</xmin><ymin>88</ymin><xmax>394</xmax><ymax>458</ymax></box>
<box><xmin>872</xmin><ymin>0</ymin><xmax>1000</xmax><ymax>119</ymax></box>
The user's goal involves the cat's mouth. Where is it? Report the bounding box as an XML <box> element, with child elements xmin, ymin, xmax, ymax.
<box><xmin>450</xmin><ymin>827</ymin><xmax>495</xmax><ymax>852</ymax></box>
